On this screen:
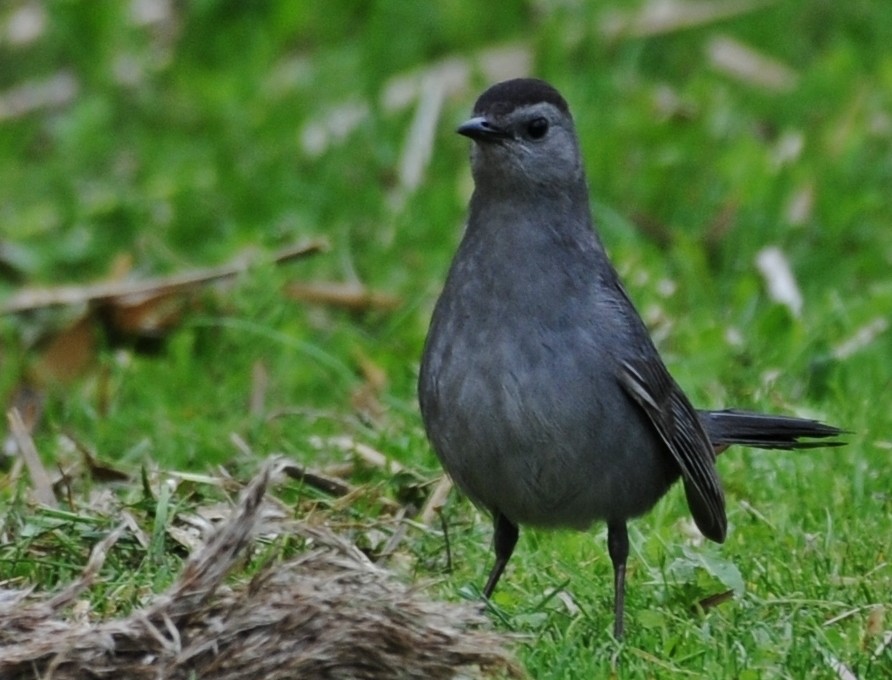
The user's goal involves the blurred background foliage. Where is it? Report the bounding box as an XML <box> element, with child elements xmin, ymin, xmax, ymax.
<box><xmin>0</xmin><ymin>1</ymin><xmax>890</xmax><ymax>675</ymax></box>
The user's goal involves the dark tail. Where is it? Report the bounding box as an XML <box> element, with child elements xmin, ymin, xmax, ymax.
<box><xmin>699</xmin><ymin>408</ymin><xmax>846</xmax><ymax>451</ymax></box>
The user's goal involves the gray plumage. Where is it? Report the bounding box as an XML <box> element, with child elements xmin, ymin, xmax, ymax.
<box><xmin>418</xmin><ymin>78</ymin><xmax>843</xmax><ymax>638</ymax></box>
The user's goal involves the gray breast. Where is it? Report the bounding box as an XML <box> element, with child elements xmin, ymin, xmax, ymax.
<box><xmin>420</xmin><ymin>303</ymin><xmax>678</xmax><ymax>529</ymax></box>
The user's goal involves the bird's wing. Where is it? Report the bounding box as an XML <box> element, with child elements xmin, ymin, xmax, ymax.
<box><xmin>618</xmin><ymin>358</ymin><xmax>727</xmax><ymax>543</ymax></box>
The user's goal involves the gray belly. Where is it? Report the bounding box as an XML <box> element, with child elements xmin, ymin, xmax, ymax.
<box><xmin>421</xmin><ymin>332</ymin><xmax>679</xmax><ymax>529</ymax></box>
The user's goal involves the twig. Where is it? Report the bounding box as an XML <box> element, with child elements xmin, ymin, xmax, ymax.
<box><xmin>2</xmin><ymin>239</ymin><xmax>328</xmax><ymax>314</ymax></box>
<box><xmin>321</xmin><ymin>435</ymin><xmax>404</xmax><ymax>474</ymax></box>
<box><xmin>281</xmin><ymin>461</ymin><xmax>354</xmax><ymax>498</ymax></box>
<box><xmin>284</xmin><ymin>281</ymin><xmax>400</xmax><ymax>311</ymax></box>
<box><xmin>7</xmin><ymin>407</ymin><xmax>57</xmax><ymax>508</ymax></box>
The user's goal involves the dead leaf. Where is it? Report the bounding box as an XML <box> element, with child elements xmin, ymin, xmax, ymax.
<box><xmin>167</xmin><ymin>523</ymin><xmax>203</xmax><ymax>552</ymax></box>
<box><xmin>396</xmin><ymin>72</ymin><xmax>448</xmax><ymax>196</ymax></box>
<box><xmin>420</xmin><ymin>475</ymin><xmax>454</xmax><ymax>526</ymax></box>
<box><xmin>0</xmin><ymin>71</ymin><xmax>77</xmax><ymax>121</ymax></box>
<box><xmin>302</xmin><ymin>43</ymin><xmax>531</xmax><ymax>158</ymax></box>
<box><xmin>601</xmin><ymin>0</ymin><xmax>774</xmax><ymax>40</ymax></box>
<box><xmin>64</xmin><ymin>433</ymin><xmax>130</xmax><ymax>483</ymax></box>
<box><xmin>316</xmin><ymin>435</ymin><xmax>404</xmax><ymax>474</ymax></box>
<box><xmin>785</xmin><ymin>183</ymin><xmax>814</xmax><ymax>225</ymax></box>
<box><xmin>707</xmin><ymin>34</ymin><xmax>799</xmax><ymax>92</ymax></box>
<box><xmin>755</xmin><ymin>246</ymin><xmax>802</xmax><ymax>317</ymax></box>
<box><xmin>872</xmin><ymin>631</ymin><xmax>892</xmax><ymax>664</ymax></box>
<box><xmin>4</xmin><ymin>3</ymin><xmax>47</xmax><ymax>46</ymax></box>
<box><xmin>866</xmin><ymin>605</ymin><xmax>885</xmax><ymax>639</ymax></box>
<box><xmin>29</xmin><ymin>314</ymin><xmax>97</xmax><ymax>385</ymax></box>
<box><xmin>695</xmin><ymin>589</ymin><xmax>734</xmax><ymax>612</ymax></box>
<box><xmin>824</xmin><ymin>652</ymin><xmax>858</xmax><ymax>680</ymax></box>
<box><xmin>832</xmin><ymin>317</ymin><xmax>889</xmax><ymax>360</ymax></box>
<box><xmin>120</xmin><ymin>510</ymin><xmax>151</xmax><ymax>549</ymax></box>
<box><xmin>101</xmin><ymin>289</ymin><xmax>185</xmax><ymax>341</ymax></box>
<box><xmin>284</xmin><ymin>281</ymin><xmax>400</xmax><ymax>311</ymax></box>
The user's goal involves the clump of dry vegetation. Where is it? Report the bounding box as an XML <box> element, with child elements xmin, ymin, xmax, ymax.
<box><xmin>0</xmin><ymin>461</ymin><xmax>522</xmax><ymax>680</ymax></box>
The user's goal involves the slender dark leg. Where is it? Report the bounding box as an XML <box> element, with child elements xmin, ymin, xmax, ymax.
<box><xmin>482</xmin><ymin>511</ymin><xmax>519</xmax><ymax>598</ymax></box>
<box><xmin>607</xmin><ymin>521</ymin><xmax>629</xmax><ymax>639</ymax></box>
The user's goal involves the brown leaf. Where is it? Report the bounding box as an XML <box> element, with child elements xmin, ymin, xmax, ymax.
<box><xmin>865</xmin><ymin>605</ymin><xmax>885</xmax><ymax>639</ymax></box>
<box><xmin>695</xmin><ymin>589</ymin><xmax>734</xmax><ymax>612</ymax></box>
<box><xmin>101</xmin><ymin>289</ymin><xmax>185</xmax><ymax>340</ymax></box>
<box><xmin>67</xmin><ymin>433</ymin><xmax>130</xmax><ymax>483</ymax></box>
<box><xmin>30</xmin><ymin>314</ymin><xmax>97</xmax><ymax>385</ymax></box>
<box><xmin>419</xmin><ymin>475</ymin><xmax>454</xmax><ymax>526</ymax></box>
<box><xmin>285</xmin><ymin>280</ymin><xmax>400</xmax><ymax>311</ymax></box>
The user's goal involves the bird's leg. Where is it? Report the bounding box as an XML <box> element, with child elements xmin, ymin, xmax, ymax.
<box><xmin>607</xmin><ymin>521</ymin><xmax>629</xmax><ymax>639</ymax></box>
<box><xmin>482</xmin><ymin>511</ymin><xmax>518</xmax><ymax>598</ymax></box>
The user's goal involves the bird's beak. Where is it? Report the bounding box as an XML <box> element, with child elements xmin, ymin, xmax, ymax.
<box><xmin>456</xmin><ymin>116</ymin><xmax>510</xmax><ymax>142</ymax></box>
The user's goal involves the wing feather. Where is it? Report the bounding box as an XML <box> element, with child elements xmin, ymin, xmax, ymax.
<box><xmin>619</xmin><ymin>358</ymin><xmax>727</xmax><ymax>543</ymax></box>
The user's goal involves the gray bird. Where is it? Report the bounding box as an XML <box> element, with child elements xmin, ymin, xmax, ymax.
<box><xmin>418</xmin><ymin>78</ymin><xmax>843</xmax><ymax>638</ymax></box>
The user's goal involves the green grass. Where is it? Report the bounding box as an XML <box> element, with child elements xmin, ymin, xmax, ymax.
<box><xmin>1</xmin><ymin>2</ymin><xmax>890</xmax><ymax>677</ymax></box>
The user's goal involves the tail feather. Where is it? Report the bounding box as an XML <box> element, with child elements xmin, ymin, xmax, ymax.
<box><xmin>699</xmin><ymin>408</ymin><xmax>846</xmax><ymax>451</ymax></box>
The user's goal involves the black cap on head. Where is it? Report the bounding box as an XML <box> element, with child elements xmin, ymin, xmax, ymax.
<box><xmin>472</xmin><ymin>78</ymin><xmax>570</xmax><ymax>118</ymax></box>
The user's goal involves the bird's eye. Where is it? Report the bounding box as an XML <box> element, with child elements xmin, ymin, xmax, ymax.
<box><xmin>526</xmin><ymin>117</ymin><xmax>549</xmax><ymax>139</ymax></box>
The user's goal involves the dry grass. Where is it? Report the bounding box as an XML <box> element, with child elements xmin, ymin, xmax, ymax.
<box><xmin>0</xmin><ymin>461</ymin><xmax>522</xmax><ymax>680</ymax></box>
